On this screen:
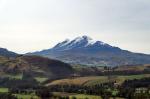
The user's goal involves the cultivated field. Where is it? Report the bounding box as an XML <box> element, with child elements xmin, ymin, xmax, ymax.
<box><xmin>46</xmin><ymin>74</ymin><xmax>150</xmax><ymax>86</ymax></box>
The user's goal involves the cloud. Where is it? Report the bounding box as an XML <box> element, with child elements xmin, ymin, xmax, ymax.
<box><xmin>0</xmin><ymin>0</ymin><xmax>150</xmax><ymax>54</ymax></box>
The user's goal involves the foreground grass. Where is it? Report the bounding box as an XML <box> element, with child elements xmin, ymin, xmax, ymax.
<box><xmin>1</xmin><ymin>74</ymin><xmax>23</xmax><ymax>79</ymax></box>
<box><xmin>14</xmin><ymin>94</ymin><xmax>39</xmax><ymax>99</ymax></box>
<box><xmin>53</xmin><ymin>92</ymin><xmax>102</xmax><ymax>99</ymax></box>
<box><xmin>70</xmin><ymin>95</ymin><xmax>125</xmax><ymax>99</ymax></box>
<box><xmin>53</xmin><ymin>92</ymin><xmax>125</xmax><ymax>99</ymax></box>
<box><xmin>70</xmin><ymin>94</ymin><xmax>102</xmax><ymax>99</ymax></box>
<box><xmin>0</xmin><ymin>88</ymin><xmax>9</xmax><ymax>93</ymax></box>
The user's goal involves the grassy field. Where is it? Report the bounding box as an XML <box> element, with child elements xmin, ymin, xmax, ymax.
<box><xmin>115</xmin><ymin>74</ymin><xmax>150</xmax><ymax>83</ymax></box>
<box><xmin>14</xmin><ymin>94</ymin><xmax>39</xmax><ymax>99</ymax></box>
<box><xmin>47</xmin><ymin>74</ymin><xmax>150</xmax><ymax>86</ymax></box>
<box><xmin>0</xmin><ymin>88</ymin><xmax>39</xmax><ymax>99</ymax></box>
<box><xmin>53</xmin><ymin>92</ymin><xmax>125</xmax><ymax>99</ymax></box>
<box><xmin>70</xmin><ymin>94</ymin><xmax>102</xmax><ymax>99</ymax></box>
<box><xmin>53</xmin><ymin>92</ymin><xmax>102</xmax><ymax>99</ymax></box>
<box><xmin>46</xmin><ymin>76</ymin><xmax>107</xmax><ymax>86</ymax></box>
<box><xmin>0</xmin><ymin>88</ymin><xmax>9</xmax><ymax>93</ymax></box>
<box><xmin>35</xmin><ymin>77</ymin><xmax>48</xmax><ymax>83</ymax></box>
<box><xmin>70</xmin><ymin>94</ymin><xmax>125</xmax><ymax>99</ymax></box>
<box><xmin>0</xmin><ymin>73</ymin><xmax>23</xmax><ymax>79</ymax></box>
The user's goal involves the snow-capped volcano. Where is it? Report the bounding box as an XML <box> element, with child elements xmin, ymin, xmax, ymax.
<box><xmin>29</xmin><ymin>35</ymin><xmax>150</xmax><ymax>66</ymax></box>
<box><xmin>53</xmin><ymin>36</ymin><xmax>111</xmax><ymax>51</ymax></box>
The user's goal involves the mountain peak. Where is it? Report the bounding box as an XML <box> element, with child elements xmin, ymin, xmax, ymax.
<box><xmin>30</xmin><ymin>35</ymin><xmax>150</xmax><ymax>66</ymax></box>
<box><xmin>52</xmin><ymin>35</ymin><xmax>112</xmax><ymax>51</ymax></box>
<box><xmin>73</xmin><ymin>35</ymin><xmax>93</xmax><ymax>44</ymax></box>
<box><xmin>73</xmin><ymin>35</ymin><xmax>92</xmax><ymax>43</ymax></box>
<box><xmin>64</xmin><ymin>39</ymin><xmax>70</xmax><ymax>42</ymax></box>
<box><xmin>53</xmin><ymin>39</ymin><xmax>70</xmax><ymax>48</ymax></box>
<box><xmin>82</xmin><ymin>35</ymin><xmax>92</xmax><ymax>40</ymax></box>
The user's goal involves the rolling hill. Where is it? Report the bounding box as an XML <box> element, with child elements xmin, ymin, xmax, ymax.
<box><xmin>29</xmin><ymin>36</ymin><xmax>150</xmax><ymax>66</ymax></box>
<box><xmin>0</xmin><ymin>55</ymin><xmax>74</xmax><ymax>79</ymax></box>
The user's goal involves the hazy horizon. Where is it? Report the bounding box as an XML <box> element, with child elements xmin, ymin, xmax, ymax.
<box><xmin>0</xmin><ymin>0</ymin><xmax>150</xmax><ymax>54</ymax></box>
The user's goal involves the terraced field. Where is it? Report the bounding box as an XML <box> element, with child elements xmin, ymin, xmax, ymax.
<box><xmin>47</xmin><ymin>74</ymin><xmax>150</xmax><ymax>86</ymax></box>
<box><xmin>46</xmin><ymin>76</ymin><xmax>107</xmax><ymax>86</ymax></box>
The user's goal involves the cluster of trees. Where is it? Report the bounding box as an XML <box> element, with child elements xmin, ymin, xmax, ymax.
<box><xmin>35</xmin><ymin>87</ymin><xmax>53</xmax><ymax>98</ymax></box>
<box><xmin>118</xmin><ymin>77</ymin><xmax>150</xmax><ymax>99</ymax></box>
<box><xmin>0</xmin><ymin>93</ymin><xmax>17</xmax><ymax>99</ymax></box>
<box><xmin>47</xmin><ymin>82</ymin><xmax>115</xmax><ymax>98</ymax></box>
<box><xmin>46</xmin><ymin>78</ymin><xmax>150</xmax><ymax>99</ymax></box>
<box><xmin>0</xmin><ymin>75</ymin><xmax>39</xmax><ymax>89</ymax></box>
<box><xmin>122</xmin><ymin>77</ymin><xmax>150</xmax><ymax>88</ymax></box>
<box><xmin>77</xmin><ymin>66</ymin><xmax>150</xmax><ymax>77</ymax></box>
<box><xmin>103</xmin><ymin>66</ymin><xmax>150</xmax><ymax>76</ymax></box>
<box><xmin>0</xmin><ymin>72</ymin><xmax>149</xmax><ymax>99</ymax></box>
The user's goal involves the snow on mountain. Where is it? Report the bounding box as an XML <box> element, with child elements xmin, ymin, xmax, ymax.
<box><xmin>54</xmin><ymin>39</ymin><xmax>71</xmax><ymax>48</ymax></box>
<box><xmin>29</xmin><ymin>35</ymin><xmax>150</xmax><ymax>66</ymax></box>
<box><xmin>65</xmin><ymin>36</ymin><xmax>91</xmax><ymax>48</ymax></box>
<box><xmin>52</xmin><ymin>35</ymin><xmax>111</xmax><ymax>51</ymax></box>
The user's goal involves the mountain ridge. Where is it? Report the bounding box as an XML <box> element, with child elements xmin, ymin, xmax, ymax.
<box><xmin>0</xmin><ymin>47</ymin><xmax>18</xmax><ymax>57</ymax></box>
<box><xmin>52</xmin><ymin>36</ymin><xmax>115</xmax><ymax>51</ymax></box>
<box><xmin>29</xmin><ymin>35</ymin><xmax>150</xmax><ymax>66</ymax></box>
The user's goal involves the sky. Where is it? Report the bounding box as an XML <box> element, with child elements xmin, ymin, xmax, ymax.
<box><xmin>0</xmin><ymin>0</ymin><xmax>150</xmax><ymax>54</ymax></box>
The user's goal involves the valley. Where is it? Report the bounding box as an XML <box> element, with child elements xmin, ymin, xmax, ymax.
<box><xmin>0</xmin><ymin>38</ymin><xmax>150</xmax><ymax>99</ymax></box>
<box><xmin>0</xmin><ymin>53</ymin><xmax>149</xmax><ymax>99</ymax></box>
<box><xmin>1</xmin><ymin>0</ymin><xmax>150</xmax><ymax>98</ymax></box>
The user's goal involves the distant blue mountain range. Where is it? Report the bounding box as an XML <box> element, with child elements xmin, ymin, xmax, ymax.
<box><xmin>0</xmin><ymin>47</ymin><xmax>17</xmax><ymax>57</ymax></box>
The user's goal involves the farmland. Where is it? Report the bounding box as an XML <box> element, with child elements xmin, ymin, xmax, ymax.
<box><xmin>0</xmin><ymin>88</ymin><xmax>8</xmax><ymax>93</ymax></box>
<box><xmin>53</xmin><ymin>92</ymin><xmax>126</xmax><ymax>99</ymax></box>
<box><xmin>46</xmin><ymin>74</ymin><xmax>150</xmax><ymax>86</ymax></box>
<box><xmin>0</xmin><ymin>55</ymin><xmax>150</xmax><ymax>99</ymax></box>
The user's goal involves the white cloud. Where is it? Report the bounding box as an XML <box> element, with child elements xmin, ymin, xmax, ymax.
<box><xmin>0</xmin><ymin>0</ymin><xmax>150</xmax><ymax>54</ymax></box>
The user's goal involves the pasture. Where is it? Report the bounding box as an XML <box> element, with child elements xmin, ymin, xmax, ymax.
<box><xmin>0</xmin><ymin>88</ymin><xmax>9</xmax><ymax>93</ymax></box>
